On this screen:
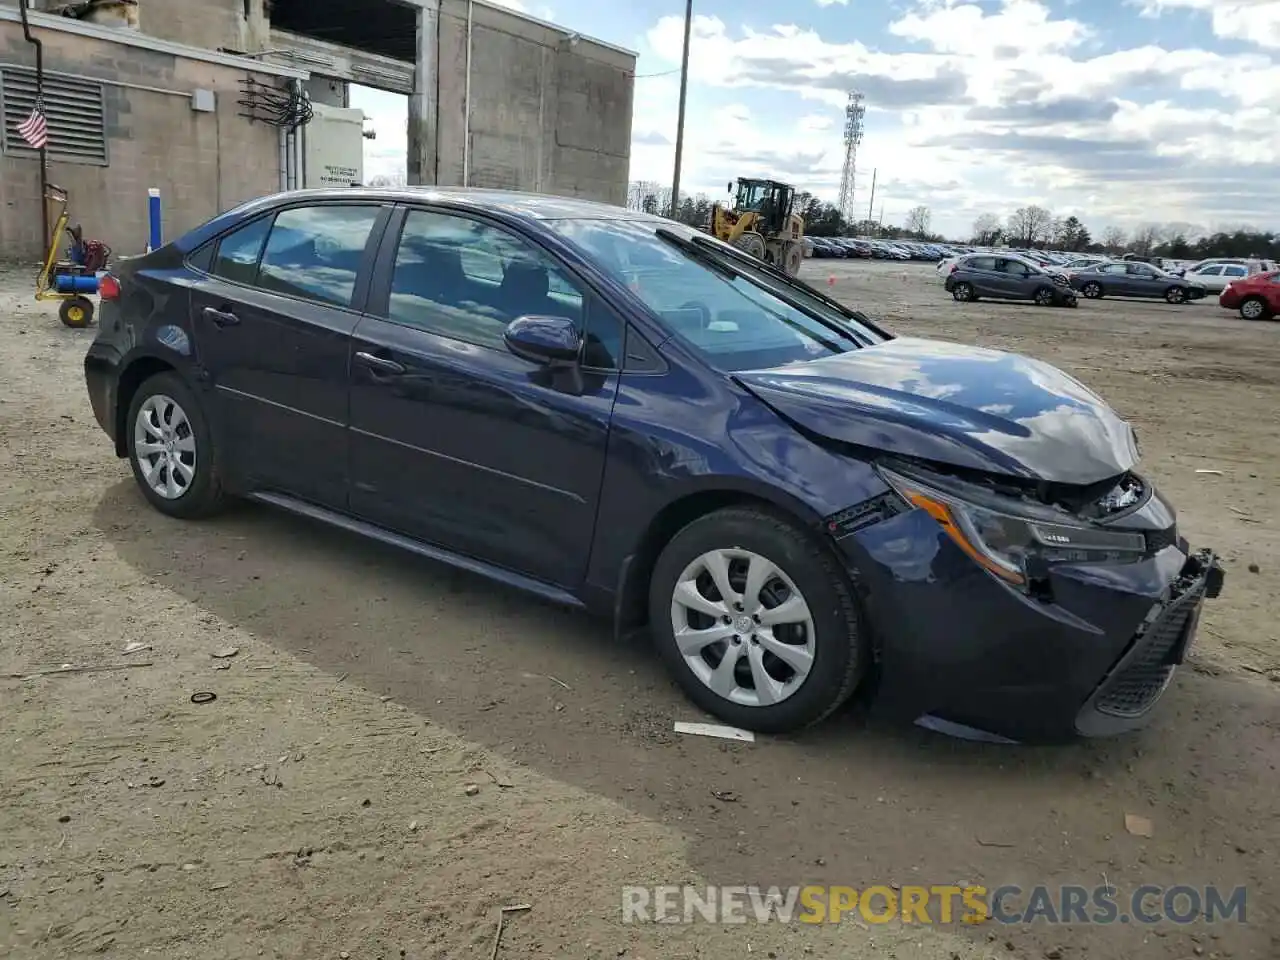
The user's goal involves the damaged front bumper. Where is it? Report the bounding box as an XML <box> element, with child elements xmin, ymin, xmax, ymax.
<box><xmin>1074</xmin><ymin>548</ymin><xmax>1224</xmax><ymax>736</ymax></box>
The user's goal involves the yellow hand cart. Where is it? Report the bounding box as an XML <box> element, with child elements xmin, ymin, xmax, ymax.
<box><xmin>36</xmin><ymin>183</ymin><xmax>111</xmax><ymax>328</ymax></box>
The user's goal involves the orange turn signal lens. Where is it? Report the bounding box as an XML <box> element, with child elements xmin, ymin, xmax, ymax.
<box><xmin>900</xmin><ymin>488</ymin><xmax>1027</xmax><ymax>586</ymax></box>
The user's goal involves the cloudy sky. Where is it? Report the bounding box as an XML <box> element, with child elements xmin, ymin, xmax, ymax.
<box><xmin>351</xmin><ymin>0</ymin><xmax>1280</xmax><ymax>238</ymax></box>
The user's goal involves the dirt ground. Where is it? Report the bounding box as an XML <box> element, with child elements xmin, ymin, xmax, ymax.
<box><xmin>1</xmin><ymin>257</ymin><xmax>1276</xmax><ymax>960</ymax></box>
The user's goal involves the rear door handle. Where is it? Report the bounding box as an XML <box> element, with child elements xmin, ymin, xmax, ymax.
<box><xmin>202</xmin><ymin>306</ymin><xmax>240</xmax><ymax>327</ymax></box>
<box><xmin>354</xmin><ymin>351</ymin><xmax>406</xmax><ymax>376</ymax></box>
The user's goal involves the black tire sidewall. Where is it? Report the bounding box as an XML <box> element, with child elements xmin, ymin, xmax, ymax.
<box><xmin>125</xmin><ymin>372</ymin><xmax>221</xmax><ymax>519</ymax></box>
<box><xmin>648</xmin><ymin>508</ymin><xmax>862</xmax><ymax>733</ymax></box>
<box><xmin>59</xmin><ymin>297</ymin><xmax>93</xmax><ymax>328</ymax></box>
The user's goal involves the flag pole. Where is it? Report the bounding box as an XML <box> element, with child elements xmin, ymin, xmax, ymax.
<box><xmin>18</xmin><ymin>0</ymin><xmax>50</xmax><ymax>256</ymax></box>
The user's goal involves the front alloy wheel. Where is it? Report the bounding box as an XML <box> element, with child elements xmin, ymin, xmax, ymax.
<box><xmin>649</xmin><ymin>506</ymin><xmax>865</xmax><ymax>733</ymax></box>
<box><xmin>1166</xmin><ymin>286</ymin><xmax>1187</xmax><ymax>304</ymax></box>
<box><xmin>671</xmin><ymin>549</ymin><xmax>816</xmax><ymax>708</ymax></box>
<box><xmin>1081</xmin><ymin>282</ymin><xmax>1103</xmax><ymax>299</ymax></box>
<box><xmin>1034</xmin><ymin>287</ymin><xmax>1055</xmax><ymax>306</ymax></box>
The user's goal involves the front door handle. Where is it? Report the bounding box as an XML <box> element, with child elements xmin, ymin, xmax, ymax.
<box><xmin>202</xmin><ymin>306</ymin><xmax>240</xmax><ymax>327</ymax></box>
<box><xmin>354</xmin><ymin>351</ymin><xmax>406</xmax><ymax>376</ymax></box>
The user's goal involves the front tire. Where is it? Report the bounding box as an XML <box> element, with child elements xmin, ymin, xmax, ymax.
<box><xmin>1240</xmin><ymin>297</ymin><xmax>1272</xmax><ymax>321</ymax></box>
<box><xmin>1034</xmin><ymin>286</ymin><xmax>1055</xmax><ymax>306</ymax></box>
<box><xmin>1081</xmin><ymin>281</ymin><xmax>1103</xmax><ymax>299</ymax></box>
<box><xmin>1165</xmin><ymin>286</ymin><xmax>1187</xmax><ymax>304</ymax></box>
<box><xmin>126</xmin><ymin>372</ymin><xmax>226</xmax><ymax>519</ymax></box>
<box><xmin>648</xmin><ymin>506</ymin><xmax>865</xmax><ymax>733</ymax></box>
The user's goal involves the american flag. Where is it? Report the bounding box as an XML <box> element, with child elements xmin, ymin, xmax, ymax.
<box><xmin>15</xmin><ymin>97</ymin><xmax>49</xmax><ymax>150</ymax></box>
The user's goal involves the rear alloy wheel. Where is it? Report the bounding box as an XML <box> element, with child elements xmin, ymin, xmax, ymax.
<box><xmin>1034</xmin><ymin>286</ymin><xmax>1055</xmax><ymax>306</ymax></box>
<box><xmin>126</xmin><ymin>372</ymin><xmax>226</xmax><ymax>519</ymax></box>
<box><xmin>952</xmin><ymin>281</ymin><xmax>975</xmax><ymax>302</ymax></box>
<box><xmin>1165</xmin><ymin>286</ymin><xmax>1187</xmax><ymax>304</ymax></box>
<box><xmin>1081</xmin><ymin>281</ymin><xmax>1103</xmax><ymax>299</ymax></box>
<box><xmin>1240</xmin><ymin>297</ymin><xmax>1272</xmax><ymax>321</ymax></box>
<box><xmin>649</xmin><ymin>507</ymin><xmax>864</xmax><ymax>733</ymax></box>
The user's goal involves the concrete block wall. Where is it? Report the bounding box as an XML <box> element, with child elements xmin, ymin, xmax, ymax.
<box><xmin>0</xmin><ymin>21</ymin><xmax>283</xmax><ymax>259</ymax></box>
<box><xmin>128</xmin><ymin>0</ymin><xmax>268</xmax><ymax>54</ymax></box>
<box><xmin>431</xmin><ymin>0</ymin><xmax>634</xmax><ymax>205</ymax></box>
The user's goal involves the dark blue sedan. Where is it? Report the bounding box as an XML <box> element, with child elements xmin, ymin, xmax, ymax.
<box><xmin>83</xmin><ymin>188</ymin><xmax>1224</xmax><ymax>742</ymax></box>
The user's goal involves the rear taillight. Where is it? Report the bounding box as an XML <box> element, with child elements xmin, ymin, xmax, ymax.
<box><xmin>99</xmin><ymin>274</ymin><xmax>120</xmax><ymax>300</ymax></box>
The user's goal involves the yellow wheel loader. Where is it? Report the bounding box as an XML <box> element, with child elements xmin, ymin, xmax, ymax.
<box><xmin>709</xmin><ymin>178</ymin><xmax>806</xmax><ymax>276</ymax></box>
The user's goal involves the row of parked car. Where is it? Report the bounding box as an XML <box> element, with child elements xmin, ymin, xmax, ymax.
<box><xmin>807</xmin><ymin>237</ymin><xmax>963</xmax><ymax>261</ymax></box>
<box><xmin>938</xmin><ymin>250</ymin><xmax>1280</xmax><ymax>319</ymax></box>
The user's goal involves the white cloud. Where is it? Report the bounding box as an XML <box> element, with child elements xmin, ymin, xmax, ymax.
<box><xmin>1136</xmin><ymin>0</ymin><xmax>1280</xmax><ymax>50</ymax></box>
<box><xmin>630</xmin><ymin>2</ymin><xmax>1280</xmax><ymax>233</ymax></box>
<box><xmin>815</xmin><ymin>0</ymin><xmax>850</xmax><ymax>6</ymax></box>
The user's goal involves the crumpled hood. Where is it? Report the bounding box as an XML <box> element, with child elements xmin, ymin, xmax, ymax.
<box><xmin>735</xmin><ymin>337</ymin><xmax>1139</xmax><ymax>486</ymax></box>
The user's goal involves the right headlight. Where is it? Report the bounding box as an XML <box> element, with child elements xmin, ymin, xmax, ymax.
<box><xmin>879</xmin><ymin>464</ymin><xmax>1148</xmax><ymax>588</ymax></box>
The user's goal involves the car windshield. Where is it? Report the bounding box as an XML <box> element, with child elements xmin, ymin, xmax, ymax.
<box><xmin>546</xmin><ymin>218</ymin><xmax>885</xmax><ymax>371</ymax></box>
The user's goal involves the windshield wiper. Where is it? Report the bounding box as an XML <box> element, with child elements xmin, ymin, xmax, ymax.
<box><xmin>654</xmin><ymin>229</ymin><xmax>881</xmax><ymax>347</ymax></box>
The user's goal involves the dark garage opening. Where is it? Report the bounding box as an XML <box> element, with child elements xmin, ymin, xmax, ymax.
<box><xmin>267</xmin><ymin>0</ymin><xmax>417</xmax><ymax>61</ymax></box>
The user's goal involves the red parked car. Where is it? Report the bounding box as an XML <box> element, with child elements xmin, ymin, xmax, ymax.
<box><xmin>1218</xmin><ymin>270</ymin><xmax>1280</xmax><ymax>321</ymax></box>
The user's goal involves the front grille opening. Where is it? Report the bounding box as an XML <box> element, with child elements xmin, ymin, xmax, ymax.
<box><xmin>1095</xmin><ymin>590</ymin><xmax>1198</xmax><ymax>718</ymax></box>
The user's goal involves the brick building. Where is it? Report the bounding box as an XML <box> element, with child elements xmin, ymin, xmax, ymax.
<box><xmin>0</xmin><ymin>0</ymin><xmax>636</xmax><ymax>260</ymax></box>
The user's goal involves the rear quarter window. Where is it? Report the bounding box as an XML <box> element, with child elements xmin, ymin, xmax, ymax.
<box><xmin>187</xmin><ymin>242</ymin><xmax>215</xmax><ymax>274</ymax></box>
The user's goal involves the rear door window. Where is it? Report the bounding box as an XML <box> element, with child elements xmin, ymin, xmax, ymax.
<box><xmin>1222</xmin><ymin>266</ymin><xmax>1248</xmax><ymax>279</ymax></box>
<box><xmin>256</xmin><ymin>205</ymin><xmax>382</xmax><ymax>309</ymax></box>
<box><xmin>1196</xmin><ymin>266</ymin><xmax>1223</xmax><ymax>277</ymax></box>
<box><xmin>966</xmin><ymin>256</ymin><xmax>996</xmax><ymax>271</ymax></box>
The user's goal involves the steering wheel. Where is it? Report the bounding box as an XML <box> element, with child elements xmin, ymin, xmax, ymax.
<box><xmin>678</xmin><ymin>300</ymin><xmax>712</xmax><ymax>328</ymax></box>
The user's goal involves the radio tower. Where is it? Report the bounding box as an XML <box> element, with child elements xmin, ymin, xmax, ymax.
<box><xmin>838</xmin><ymin>92</ymin><xmax>866</xmax><ymax>224</ymax></box>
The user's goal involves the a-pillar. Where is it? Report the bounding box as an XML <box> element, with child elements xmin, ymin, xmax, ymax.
<box><xmin>407</xmin><ymin>0</ymin><xmax>440</xmax><ymax>185</ymax></box>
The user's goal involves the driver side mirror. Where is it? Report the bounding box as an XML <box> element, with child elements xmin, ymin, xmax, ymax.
<box><xmin>504</xmin><ymin>315</ymin><xmax>581</xmax><ymax>366</ymax></box>
<box><xmin>727</xmin><ymin>181</ymin><xmax>733</xmax><ymax>194</ymax></box>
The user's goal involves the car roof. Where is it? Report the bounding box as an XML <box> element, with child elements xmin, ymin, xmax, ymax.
<box><xmin>280</xmin><ymin>186</ymin><xmax>660</xmax><ymax>222</ymax></box>
<box><xmin>174</xmin><ymin>186</ymin><xmax>673</xmax><ymax>251</ymax></box>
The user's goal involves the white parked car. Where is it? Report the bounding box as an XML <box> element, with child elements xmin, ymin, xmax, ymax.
<box><xmin>1183</xmin><ymin>262</ymin><xmax>1258</xmax><ymax>292</ymax></box>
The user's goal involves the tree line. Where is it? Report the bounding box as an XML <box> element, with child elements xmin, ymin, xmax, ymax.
<box><xmin>974</xmin><ymin>206</ymin><xmax>1279</xmax><ymax>260</ymax></box>
<box><xmin>625</xmin><ymin>182</ymin><xmax>1278</xmax><ymax>260</ymax></box>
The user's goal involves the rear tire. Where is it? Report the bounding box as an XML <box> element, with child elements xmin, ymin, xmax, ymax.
<box><xmin>732</xmin><ymin>232</ymin><xmax>767</xmax><ymax>262</ymax></box>
<box><xmin>648</xmin><ymin>506</ymin><xmax>865</xmax><ymax>734</ymax></box>
<box><xmin>782</xmin><ymin>241</ymin><xmax>803</xmax><ymax>276</ymax></box>
<box><xmin>1240</xmin><ymin>297</ymin><xmax>1272</xmax><ymax>321</ymax></box>
<box><xmin>952</xmin><ymin>281</ymin><xmax>975</xmax><ymax>302</ymax></box>
<box><xmin>126</xmin><ymin>372</ymin><xmax>227</xmax><ymax>519</ymax></box>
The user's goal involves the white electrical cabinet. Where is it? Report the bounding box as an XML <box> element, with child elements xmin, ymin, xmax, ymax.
<box><xmin>304</xmin><ymin>102</ymin><xmax>366</xmax><ymax>188</ymax></box>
